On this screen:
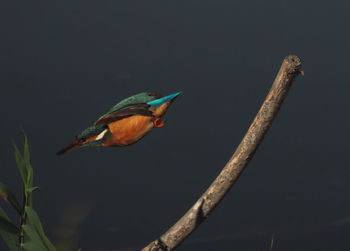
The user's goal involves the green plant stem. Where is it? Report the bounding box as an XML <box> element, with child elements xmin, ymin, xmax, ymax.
<box><xmin>19</xmin><ymin>188</ymin><xmax>29</xmax><ymax>251</ymax></box>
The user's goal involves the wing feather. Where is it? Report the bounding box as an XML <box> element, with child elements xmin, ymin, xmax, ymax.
<box><xmin>94</xmin><ymin>103</ymin><xmax>154</xmax><ymax>126</ymax></box>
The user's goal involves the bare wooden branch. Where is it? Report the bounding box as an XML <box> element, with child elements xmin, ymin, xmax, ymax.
<box><xmin>142</xmin><ymin>55</ymin><xmax>303</xmax><ymax>251</ymax></box>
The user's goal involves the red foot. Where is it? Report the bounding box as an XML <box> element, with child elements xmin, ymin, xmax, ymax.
<box><xmin>153</xmin><ymin>117</ymin><xmax>166</xmax><ymax>128</ymax></box>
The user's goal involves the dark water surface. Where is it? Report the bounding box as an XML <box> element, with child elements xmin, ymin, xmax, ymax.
<box><xmin>1</xmin><ymin>0</ymin><xmax>349</xmax><ymax>250</ymax></box>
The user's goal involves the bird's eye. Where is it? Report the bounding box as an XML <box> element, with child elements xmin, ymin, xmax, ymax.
<box><xmin>79</xmin><ymin>137</ymin><xmax>86</xmax><ymax>143</ymax></box>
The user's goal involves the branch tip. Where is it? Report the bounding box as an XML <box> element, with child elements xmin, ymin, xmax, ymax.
<box><xmin>141</xmin><ymin>55</ymin><xmax>302</xmax><ymax>251</ymax></box>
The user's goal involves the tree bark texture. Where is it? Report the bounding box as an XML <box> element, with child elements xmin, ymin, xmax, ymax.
<box><xmin>142</xmin><ymin>55</ymin><xmax>303</xmax><ymax>251</ymax></box>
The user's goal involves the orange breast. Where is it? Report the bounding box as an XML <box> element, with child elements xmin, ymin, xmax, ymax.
<box><xmin>152</xmin><ymin>102</ymin><xmax>171</xmax><ymax>117</ymax></box>
<box><xmin>102</xmin><ymin>115</ymin><xmax>153</xmax><ymax>146</ymax></box>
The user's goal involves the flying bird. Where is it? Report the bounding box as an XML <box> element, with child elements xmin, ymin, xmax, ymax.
<box><xmin>57</xmin><ymin>92</ymin><xmax>181</xmax><ymax>155</ymax></box>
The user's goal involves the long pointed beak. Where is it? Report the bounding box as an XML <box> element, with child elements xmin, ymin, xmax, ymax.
<box><xmin>147</xmin><ymin>91</ymin><xmax>182</xmax><ymax>106</ymax></box>
<box><xmin>56</xmin><ymin>143</ymin><xmax>81</xmax><ymax>156</ymax></box>
<box><xmin>167</xmin><ymin>91</ymin><xmax>181</xmax><ymax>102</ymax></box>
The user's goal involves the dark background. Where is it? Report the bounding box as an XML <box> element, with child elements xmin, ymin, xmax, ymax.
<box><xmin>0</xmin><ymin>0</ymin><xmax>349</xmax><ymax>250</ymax></box>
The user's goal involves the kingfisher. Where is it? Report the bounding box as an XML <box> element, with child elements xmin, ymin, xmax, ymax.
<box><xmin>57</xmin><ymin>92</ymin><xmax>181</xmax><ymax>155</ymax></box>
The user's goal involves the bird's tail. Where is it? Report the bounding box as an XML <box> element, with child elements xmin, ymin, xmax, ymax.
<box><xmin>56</xmin><ymin>143</ymin><xmax>81</xmax><ymax>156</ymax></box>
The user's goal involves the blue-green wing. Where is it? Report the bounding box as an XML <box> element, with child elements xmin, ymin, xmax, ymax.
<box><xmin>94</xmin><ymin>92</ymin><xmax>160</xmax><ymax>125</ymax></box>
<box><xmin>106</xmin><ymin>93</ymin><xmax>160</xmax><ymax>114</ymax></box>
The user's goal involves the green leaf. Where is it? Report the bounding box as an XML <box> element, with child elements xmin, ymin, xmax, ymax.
<box><xmin>26</xmin><ymin>187</ymin><xmax>39</xmax><ymax>194</ymax></box>
<box><xmin>25</xmin><ymin>168</ymin><xmax>34</xmax><ymax>207</ymax></box>
<box><xmin>0</xmin><ymin>207</ymin><xmax>19</xmax><ymax>251</ymax></box>
<box><xmin>13</xmin><ymin>136</ymin><xmax>34</xmax><ymax>207</ymax></box>
<box><xmin>0</xmin><ymin>183</ymin><xmax>22</xmax><ymax>215</ymax></box>
<box><xmin>13</xmin><ymin>142</ymin><xmax>27</xmax><ymax>185</ymax></box>
<box><xmin>22</xmin><ymin>241</ymin><xmax>47</xmax><ymax>251</ymax></box>
<box><xmin>23</xmin><ymin>135</ymin><xmax>31</xmax><ymax>170</ymax></box>
<box><xmin>23</xmin><ymin>136</ymin><xmax>33</xmax><ymax>189</ymax></box>
<box><xmin>25</xmin><ymin>207</ymin><xmax>56</xmax><ymax>251</ymax></box>
<box><xmin>26</xmin><ymin>167</ymin><xmax>33</xmax><ymax>188</ymax></box>
<box><xmin>22</xmin><ymin>224</ymin><xmax>47</xmax><ymax>251</ymax></box>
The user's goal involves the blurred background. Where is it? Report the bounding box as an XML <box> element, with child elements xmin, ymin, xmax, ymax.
<box><xmin>0</xmin><ymin>0</ymin><xmax>349</xmax><ymax>250</ymax></box>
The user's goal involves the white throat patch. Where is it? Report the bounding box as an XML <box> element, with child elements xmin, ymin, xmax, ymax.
<box><xmin>95</xmin><ymin>129</ymin><xmax>108</xmax><ymax>140</ymax></box>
